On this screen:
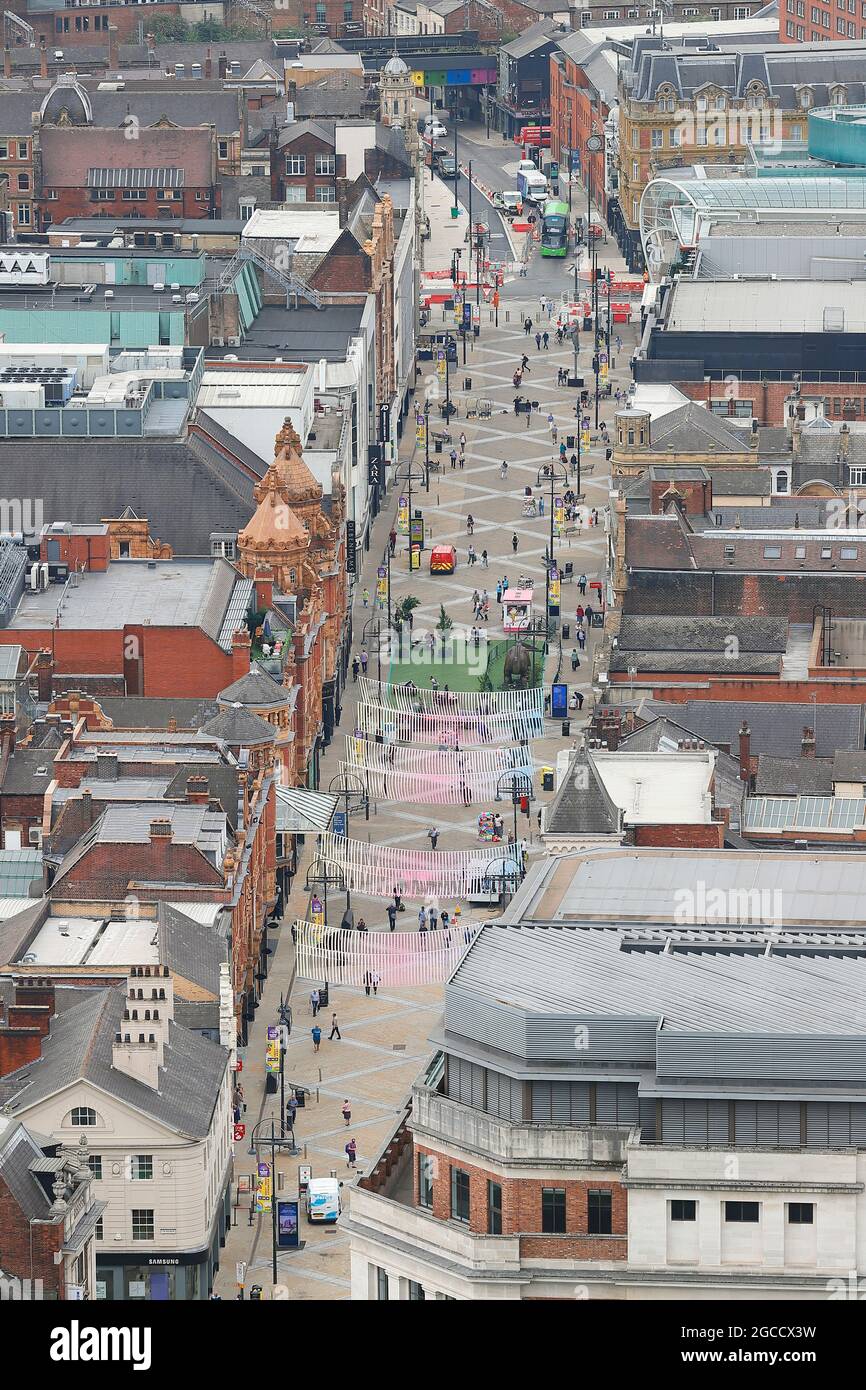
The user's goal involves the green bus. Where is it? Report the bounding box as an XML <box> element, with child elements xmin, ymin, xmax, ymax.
<box><xmin>540</xmin><ymin>200</ymin><xmax>569</xmax><ymax>258</ymax></box>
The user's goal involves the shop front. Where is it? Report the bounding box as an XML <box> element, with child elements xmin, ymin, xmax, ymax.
<box><xmin>95</xmin><ymin>1188</ymin><xmax>230</xmax><ymax>1301</ymax></box>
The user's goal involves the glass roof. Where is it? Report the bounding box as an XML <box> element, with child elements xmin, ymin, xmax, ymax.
<box><xmin>641</xmin><ymin>175</ymin><xmax>866</xmax><ymax>281</ymax></box>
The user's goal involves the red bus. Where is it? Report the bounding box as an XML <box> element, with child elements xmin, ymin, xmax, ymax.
<box><xmin>515</xmin><ymin>125</ymin><xmax>551</xmax><ymax>149</ymax></box>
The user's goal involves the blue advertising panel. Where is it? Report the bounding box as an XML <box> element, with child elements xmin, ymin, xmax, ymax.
<box><xmin>551</xmin><ymin>683</ymin><xmax>568</xmax><ymax>719</ymax></box>
<box><xmin>277</xmin><ymin>1200</ymin><xmax>299</xmax><ymax>1248</ymax></box>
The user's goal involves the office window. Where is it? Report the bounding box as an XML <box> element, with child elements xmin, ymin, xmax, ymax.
<box><xmin>131</xmin><ymin>1155</ymin><xmax>153</xmax><ymax>1181</ymax></box>
<box><xmin>17</xmin><ymin>142</ymin><xmax>26</xmax><ymax>159</ymax></box>
<box><xmin>837</xmin><ymin>15</ymin><xmax>846</xmax><ymax>30</ymax></box>
<box><xmin>734</xmin><ymin>4</ymin><xmax>752</xmax><ymax>13</ymax></box>
<box><xmin>71</xmin><ymin>1107</ymin><xmax>97</xmax><ymax>1127</ymax></box>
<box><xmin>821</xmin><ymin>547</ymin><xmax>833</xmax><ymax>559</ymax></box>
<box><xmin>131</xmin><ymin>1209</ymin><xmax>155</xmax><ymax>1240</ymax></box>
<box><xmin>375</xmin><ymin>1266</ymin><xmax>389</xmax><ymax>1300</ymax></box>
<box><xmin>711</xmin><ymin>5</ymin><xmax>722</xmax><ymax>15</ymax></box>
<box><xmin>671</xmin><ymin>1200</ymin><xmax>696</xmax><ymax>1221</ymax></box>
<box><xmin>631</xmin><ymin>126</ymin><xmax>640</xmax><ymax>147</ymax></box>
<box><xmin>670</xmin><ymin>127</ymin><xmax>681</xmax><ymax>147</ymax></box>
<box><xmin>763</xmin><ymin>546</ymin><xmax>781</xmax><ymax>559</ymax></box>
<box><xmin>344</xmin><ymin>1</ymin><xmax>354</xmax><ymax>17</ymax></box>
<box><xmin>841</xmin><ymin>548</ymin><xmax>859</xmax><ymax>560</ymax></box>
<box><xmin>314</xmin><ymin>185</ymin><xmax>336</xmax><ymax>202</ymax></box>
<box><xmin>283</xmin><ymin>186</ymin><xmax>306</xmax><ymax>202</ymax></box>
<box><xmin>651</xmin><ymin>128</ymin><xmax>663</xmax><ymax>148</ymax></box>
<box><xmin>316</xmin><ymin>2</ymin><xmax>327</xmax><ymax>20</ymax></box>
<box><xmin>315</xmin><ymin>154</ymin><xmax>336</xmax><ymax>175</ymax></box>
<box><xmin>94</xmin><ymin>1217</ymin><xmax>104</xmax><ymax>1240</ymax></box>
<box><xmin>849</xmin><ymin>21</ymin><xmax>857</xmax><ymax>34</ymax></box>
<box><xmin>725</xmin><ymin>1201</ymin><xmax>760</xmax><ymax>1223</ymax></box>
<box><xmin>16</xmin><ymin>204</ymin><xmax>30</xmax><ymax>226</ymax></box>
<box><xmin>488</xmin><ymin>1180</ymin><xmax>503</xmax><ymax>1235</ymax></box>
<box><xmin>790</xmin><ymin>125</ymin><xmax>803</xmax><ymax>141</ymax></box>
<box><xmin>16</xmin><ymin>173</ymin><xmax>28</xmax><ymax>191</ymax></box>
<box><xmin>713</xmin><ymin>125</ymin><xmax>724</xmax><ymax>145</ymax></box>
<box><xmin>632</xmin><ymin>159</ymin><xmax>639</xmax><ymax>179</ymax></box>
<box><xmin>86</xmin><ymin>1155</ymin><xmax>103</xmax><ymax>1180</ymax></box>
<box><xmin>450</xmin><ymin>1167</ymin><xmax>470</xmax><ymax>1224</ymax></box>
<box><xmin>418</xmin><ymin>1153</ymin><xmax>434</xmax><ymax>1209</ymax></box>
<box><xmin>603</xmin><ymin>8</ymin><xmax>620</xmax><ymax>16</ymax></box>
<box><xmin>218</xmin><ymin>140</ymin><xmax>228</xmax><ymax>160</ymax></box>
<box><xmin>0</xmin><ymin>143</ymin><xmax>7</xmax><ymax>159</ymax></box>
<box><xmin>408</xmin><ymin>1280</ymin><xmax>425</xmax><ymax>1300</ymax></box>
<box><xmin>788</xmin><ymin>1203</ymin><xmax>814</xmax><ymax>1225</ymax></box>
<box><xmin>285</xmin><ymin>154</ymin><xmax>306</xmax><ymax>176</ymax></box>
<box><xmin>588</xmin><ymin>1189</ymin><xmax>613</xmax><ymax>1234</ymax></box>
<box><xmin>697</xmin><ymin>128</ymin><xmax>708</xmax><ymax>146</ymax></box>
<box><xmin>542</xmin><ymin>1187</ymin><xmax>566</xmax><ymax>1233</ymax></box>
<box><xmin>848</xmin><ymin>468</ymin><xmax>866</xmax><ymax>485</ymax></box>
<box><xmin>696</xmin><ymin>96</ymin><xmax>707</xmax><ymax>112</ymax></box>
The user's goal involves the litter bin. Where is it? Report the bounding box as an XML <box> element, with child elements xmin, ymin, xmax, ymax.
<box><xmin>566</xmin><ymin>434</ymin><xmax>575</xmax><ymax>448</ymax></box>
<box><xmin>541</xmin><ymin>767</ymin><xmax>554</xmax><ymax>792</ymax></box>
<box><xmin>340</xmin><ymin>908</ymin><xmax>355</xmax><ymax>931</ymax></box>
<box><xmin>319</xmin><ymin>984</ymin><xmax>329</xmax><ymax>1008</ymax></box>
<box><xmin>561</xmin><ymin>720</ymin><xmax>571</xmax><ymax>737</ymax></box>
<box><xmin>464</xmin><ymin>377</ymin><xmax>472</xmax><ymax>390</ymax></box>
<box><xmin>592</xmin><ymin>611</ymin><xmax>604</xmax><ymax>628</ymax></box>
<box><xmin>450</xmin><ymin>206</ymin><xmax>460</xmax><ymax>219</ymax></box>
<box><xmin>562</xmin><ymin>623</ymin><xmax>570</xmax><ymax>640</ymax></box>
<box><xmin>294</xmin><ymin>1087</ymin><xmax>306</xmax><ymax>1109</ymax></box>
<box><xmin>266</xmin><ymin>1072</ymin><xmax>278</xmax><ymax>1095</ymax></box>
<box><xmin>473</xmin><ymin>324</ymin><xmax>480</xmax><ymax>337</ymax></box>
<box><xmin>249</xmin><ymin>1286</ymin><xmax>263</xmax><ymax>1301</ymax></box>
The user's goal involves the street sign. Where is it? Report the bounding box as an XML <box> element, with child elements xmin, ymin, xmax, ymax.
<box><xmin>333</xmin><ymin>810</ymin><xmax>347</xmax><ymax>837</ymax></box>
<box><xmin>410</xmin><ymin>515</ymin><xmax>425</xmax><ymax>549</ymax></box>
<box><xmin>236</xmin><ymin>1262</ymin><xmax>246</xmax><ymax>1286</ymax></box>
<box><xmin>233</xmin><ymin>1123</ymin><xmax>246</xmax><ymax>1142</ymax></box>
<box><xmin>397</xmin><ymin>495</ymin><xmax>409</xmax><ymax>535</ymax></box>
<box><xmin>298</xmin><ymin>1164</ymin><xmax>312</xmax><ymax>1192</ymax></box>
<box><xmin>586</xmin><ymin>134</ymin><xmax>603</xmax><ymax>152</ymax></box>
<box><xmin>266</xmin><ymin>1025</ymin><xmax>280</xmax><ymax>1076</ymax></box>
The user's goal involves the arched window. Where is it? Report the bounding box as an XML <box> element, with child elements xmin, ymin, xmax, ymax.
<box><xmin>799</xmin><ymin>88</ymin><xmax>813</xmax><ymax>109</ymax></box>
<box><xmin>69</xmin><ymin>1106</ymin><xmax>98</xmax><ymax>1127</ymax></box>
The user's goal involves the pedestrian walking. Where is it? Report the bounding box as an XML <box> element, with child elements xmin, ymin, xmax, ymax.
<box><xmin>521</xmin><ymin>353</ymin><xmax>530</xmax><ymax>373</ymax></box>
<box><xmin>547</xmin><ymin>412</ymin><xmax>554</xmax><ymax>433</ymax></box>
<box><xmin>481</xmin><ymin>549</ymin><xmax>488</xmax><ymax>567</ymax></box>
<box><xmin>310</xmin><ymin>987</ymin><xmax>320</xmax><ymax>1016</ymax></box>
<box><xmin>524</xmin><ymin>316</ymin><xmax>532</xmax><ymax>335</ymax></box>
<box><xmin>539</xmin><ymin>495</ymin><xmax>545</xmax><ymax>516</ymax></box>
<box><xmin>346</xmin><ymin>1138</ymin><xmax>357</xmax><ymax>1167</ymax></box>
<box><xmin>389</xmin><ymin>527</ymin><xmax>397</xmax><ymax>555</ymax></box>
<box><xmin>468</xmin><ymin>544</ymin><xmax>476</xmax><ymax>566</ymax></box>
<box><xmin>364</xmin><ymin>970</ymin><xmax>372</xmax><ymax>996</ymax></box>
<box><xmin>360</xmin><ymin>649</ymin><xmax>368</xmax><ymax>675</ymax></box>
<box><xmin>585</xmin><ymin>603</ymin><xmax>594</xmax><ymax>624</ymax></box>
<box><xmin>571</xmin><ymin>647</ymin><xmax>579</xmax><ymax>671</ymax></box>
<box><xmin>450</xmin><ymin>447</ymin><xmax>457</xmax><ymax>470</ymax></box>
<box><xmin>342</xmin><ymin>1099</ymin><xmax>352</xmax><ymax>1125</ymax></box>
<box><xmin>387</xmin><ymin>901</ymin><xmax>397</xmax><ymax>931</ymax></box>
<box><xmin>467</xmin><ymin>514</ymin><xmax>475</xmax><ymax>535</ymax></box>
<box><xmin>525</xmin><ymin>405</ymin><xmax>532</xmax><ymax>428</ymax></box>
<box><xmin>542</xmin><ymin>331</ymin><xmax>549</xmax><ymax>350</ymax></box>
<box><xmin>615</xmin><ymin>334</ymin><xmax>622</xmax><ymax>353</ymax></box>
<box><xmin>495</xmin><ymin>579</ymin><xmax>502</xmax><ymax>604</ymax></box>
<box><xmin>577</xmin><ymin>627</ymin><xmax>586</xmax><ymax>651</ymax></box>
<box><xmin>329</xmin><ymin>1011</ymin><xmax>342</xmax><ymax>1041</ymax></box>
<box><xmin>459</xmin><ymin>432</ymin><xmax>467</xmax><ymax>452</ymax></box>
<box><xmin>427</xmin><ymin>826</ymin><xmax>440</xmax><ymax>850</ymax></box>
<box><xmin>552</xmin><ymin>424</ymin><xmax>558</xmax><ymax>446</ymax></box>
<box><xmin>287</xmin><ymin>1093</ymin><xmax>298</xmax><ymax>1128</ymax></box>
<box><xmin>500</xmin><ymin>459</ymin><xmax>508</xmax><ymax>478</ymax></box>
<box><xmin>351</xmin><ymin>656</ymin><xmax>359</xmax><ymax>682</ymax></box>
<box><xmin>535</xmin><ymin>332</ymin><xmax>542</xmax><ymax>350</ymax></box>
<box><xmin>578</xmin><ymin>573</ymin><xmax>587</xmax><ymax>595</ymax></box>
<box><xmin>312</xmin><ymin>1024</ymin><xmax>322</xmax><ymax>1051</ymax></box>
<box><xmin>458</xmin><ymin>450</ymin><xmax>464</xmax><ymax>469</ymax></box>
<box><xmin>362</xmin><ymin>588</ymin><xmax>369</xmax><ymax>608</ymax></box>
<box><xmin>570</xmin><ymin>452</ymin><xmax>578</xmax><ymax>475</ymax></box>
<box><xmin>512</xmin><ymin>532</ymin><xmax>519</xmax><ymax>553</ymax></box>
<box><xmin>371</xmin><ymin>971</ymin><xmax>380</xmax><ymax>996</ymax></box>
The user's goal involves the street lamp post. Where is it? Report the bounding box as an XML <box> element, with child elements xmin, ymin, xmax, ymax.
<box><xmin>537</xmin><ymin>461</ymin><xmax>569</xmax><ymax>634</ymax></box>
<box><xmin>494</xmin><ymin>771</ymin><xmax>533</xmax><ymax>866</ymax></box>
<box><xmin>453</xmin><ymin>118</ymin><xmax>459</xmax><ymax>214</ymax></box>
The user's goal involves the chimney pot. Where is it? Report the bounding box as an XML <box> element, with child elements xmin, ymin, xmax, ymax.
<box><xmin>149</xmin><ymin>817</ymin><xmax>173</xmax><ymax>841</ymax></box>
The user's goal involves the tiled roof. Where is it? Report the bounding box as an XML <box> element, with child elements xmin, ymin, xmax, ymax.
<box><xmin>754</xmin><ymin>756</ymin><xmax>834</xmax><ymax>797</ymax></box>
<box><xmin>634</xmin><ymin>699</ymin><xmax>866</xmax><ymax>759</ymax></box>
<box><xmin>545</xmin><ymin>753</ymin><xmax>620</xmax><ymax>836</ymax></box>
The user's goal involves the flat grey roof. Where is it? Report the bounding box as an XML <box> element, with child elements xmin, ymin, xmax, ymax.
<box><xmin>206</xmin><ymin>303</ymin><xmax>365</xmax><ymax>363</ymax></box>
<box><xmin>667</xmin><ymin>277</ymin><xmax>866</xmax><ymax>334</ymax></box>
<box><xmin>503</xmin><ymin>847</ymin><xmax>866</xmax><ymax>929</ymax></box>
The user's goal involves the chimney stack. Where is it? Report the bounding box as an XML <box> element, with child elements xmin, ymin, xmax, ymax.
<box><xmin>801</xmin><ymin>726</ymin><xmax>816</xmax><ymax>759</ymax></box>
<box><xmin>254</xmin><ymin>568</ymin><xmax>274</xmax><ymax>615</ymax></box>
<box><xmin>80</xmin><ymin>788</ymin><xmax>94</xmax><ymax>824</ymax></box>
<box><xmin>186</xmin><ymin>774</ymin><xmax>210</xmax><ymax>803</ymax></box>
<box><xmin>39</xmin><ymin>35</ymin><xmax>47</xmax><ymax>81</ymax></box>
<box><xmin>231</xmin><ymin>628</ymin><xmax>251</xmax><ymax>681</ymax></box>
<box><xmin>738</xmin><ymin>721</ymin><xmax>751</xmax><ymax>785</ymax></box>
<box><xmin>146</xmin><ymin>31</ymin><xmax>156</xmax><ymax>56</ymax></box>
<box><xmin>107</xmin><ymin>24</ymin><xmax>119</xmax><ymax>73</ymax></box>
<box><xmin>149</xmin><ymin>817</ymin><xmax>173</xmax><ymax>844</ymax></box>
<box><xmin>96</xmin><ymin>751</ymin><xmax>118</xmax><ymax>781</ymax></box>
<box><xmin>0</xmin><ymin>711</ymin><xmax>15</xmax><ymax>757</ymax></box>
<box><xmin>205</xmin><ymin>46</ymin><xmax>213</xmax><ymax>80</ymax></box>
<box><xmin>36</xmin><ymin>650</ymin><xmax>53</xmax><ymax>704</ymax></box>
<box><xmin>4</xmin><ymin>47</ymin><xmax>11</xmax><ymax>80</ymax></box>
<box><xmin>218</xmin><ymin>50</ymin><xmax>228</xmax><ymax>79</ymax></box>
<box><xmin>111</xmin><ymin>1031</ymin><xmax>160</xmax><ymax>1090</ymax></box>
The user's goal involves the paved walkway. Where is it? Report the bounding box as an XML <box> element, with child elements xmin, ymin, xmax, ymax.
<box><xmin>213</xmin><ymin>188</ymin><xmax>640</xmax><ymax>1301</ymax></box>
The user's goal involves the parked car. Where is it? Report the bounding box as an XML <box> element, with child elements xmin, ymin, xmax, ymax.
<box><xmin>423</xmin><ymin>119</ymin><xmax>448</xmax><ymax>140</ymax></box>
<box><xmin>499</xmin><ymin>191</ymin><xmax>523</xmax><ymax>219</ymax></box>
<box><xmin>434</xmin><ymin>153</ymin><xmax>458</xmax><ymax>180</ymax></box>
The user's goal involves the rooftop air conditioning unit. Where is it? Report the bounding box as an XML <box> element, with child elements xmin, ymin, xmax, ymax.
<box><xmin>227</xmin><ymin>336</ymin><xmax>241</xmax><ymax>346</ymax></box>
<box><xmin>212</xmin><ymin>336</ymin><xmax>225</xmax><ymax>347</ymax></box>
<box><xmin>171</xmin><ymin>294</ymin><xmax>182</xmax><ymax>303</ymax></box>
<box><xmin>104</xmin><ymin>289</ymin><xmax>114</xmax><ymax>299</ymax></box>
<box><xmin>152</xmin><ymin>282</ymin><xmax>165</xmax><ymax>292</ymax></box>
<box><xmin>170</xmin><ymin>282</ymin><xmax>180</xmax><ymax>292</ymax></box>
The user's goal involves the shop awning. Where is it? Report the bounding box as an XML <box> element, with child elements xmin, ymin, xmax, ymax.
<box><xmin>275</xmin><ymin>786</ymin><xmax>338</xmax><ymax>834</ymax></box>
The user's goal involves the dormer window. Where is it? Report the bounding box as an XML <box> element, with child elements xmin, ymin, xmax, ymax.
<box><xmin>799</xmin><ymin>88</ymin><xmax>813</xmax><ymax>109</ymax></box>
<box><xmin>830</xmin><ymin>86</ymin><xmax>848</xmax><ymax>106</ymax></box>
<box><xmin>715</xmin><ymin>95</ymin><xmax>726</xmax><ymax>111</ymax></box>
<box><xmin>696</xmin><ymin>95</ymin><xmax>707</xmax><ymax>112</ymax></box>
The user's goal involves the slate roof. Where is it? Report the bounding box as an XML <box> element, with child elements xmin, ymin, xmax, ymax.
<box><xmin>40</xmin><ymin>88</ymin><xmax>242</xmax><ymax>134</ymax></box>
<box><xmin>754</xmin><ymin>756</ymin><xmax>834</xmax><ymax>797</ymax></box>
<box><xmin>617</xmin><ymin>615</ymin><xmax>788</xmax><ymax>653</ymax></box>
<box><xmin>96</xmin><ymin>697</ymin><xmax>221</xmax><ymax>729</ymax></box>
<box><xmin>499</xmin><ymin>19</ymin><xmax>561</xmax><ymax>60</ymax></box>
<box><xmin>629</xmin><ymin>41</ymin><xmax>866</xmax><ymax>109</ymax></box>
<box><xmin>0</xmin><ymin>439</ymin><xmax>254</xmax><ymax>557</ymax></box>
<box><xmin>0</xmin><ymin>988</ymin><xmax>228</xmax><ymax>1139</ymax></box>
<box><xmin>832</xmin><ymin>750</ymin><xmax>866</xmax><ymax>782</ymax></box>
<box><xmin>40</xmin><ymin>126</ymin><xmax>214</xmax><ymax>188</ymax></box>
<box><xmin>634</xmin><ymin>699</ymin><xmax>866</xmax><ymax>759</ymax></box>
<box><xmin>0</xmin><ymin>748</ymin><xmax>56</xmax><ymax>798</ymax></box>
<box><xmin>157</xmin><ymin>902</ymin><xmax>228</xmax><ymax>997</ymax></box>
<box><xmin>650</xmin><ymin>402</ymin><xmax>751</xmax><ymax>455</ymax></box>
<box><xmin>163</xmin><ymin>764</ymin><xmax>242</xmax><ymax>832</ymax></box>
<box><xmin>545</xmin><ymin>752</ymin><xmax>620</xmax><ymax>837</ymax></box>
<box><xmin>625</xmin><ymin>514</ymin><xmax>695</xmax><ymax>570</ymax></box>
<box><xmin>277</xmin><ymin>118</ymin><xmax>335</xmax><ymax>150</ymax></box>
<box><xmin>0</xmin><ymin>1124</ymin><xmax>51</xmax><ymax>1220</ymax></box>
<box><xmin>294</xmin><ymin>86</ymin><xmax>366</xmax><ymax>119</ymax></box>
<box><xmin>218</xmin><ymin>669</ymin><xmax>288</xmax><ymax>709</ymax></box>
<box><xmin>704</xmin><ymin>468</ymin><xmax>772</xmax><ymax>497</ymax></box>
<box><xmin>201</xmin><ymin>705</ymin><xmax>276</xmax><ymax>747</ymax></box>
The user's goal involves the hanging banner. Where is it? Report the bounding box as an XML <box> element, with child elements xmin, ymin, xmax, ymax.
<box><xmin>310</xmin><ymin>893</ymin><xmax>324</xmax><ymax>927</ymax></box>
<box><xmin>549</xmin><ymin>569</ymin><xmax>561</xmax><ymax>609</ymax></box>
<box><xmin>345</xmin><ymin>519</ymin><xmax>356</xmax><ymax>575</ymax></box>
<box><xmin>255</xmin><ymin>1162</ymin><xmax>272</xmax><ymax>1213</ymax></box>
<box><xmin>397</xmin><ymin>496</ymin><xmax>409</xmax><ymax>535</ymax></box>
<box><xmin>600</xmin><ymin>364</ymin><xmax>609</xmax><ymax>383</ymax></box>
<box><xmin>553</xmin><ymin>497</ymin><xmax>564</xmax><ymax>534</ymax></box>
<box><xmin>581</xmin><ymin>430</ymin><xmax>591</xmax><ymax>450</ymax></box>
<box><xmin>266</xmin><ymin>1024</ymin><xmax>281</xmax><ymax>1076</ymax></box>
<box><xmin>416</xmin><ymin>419</ymin><xmax>426</xmax><ymax>448</ymax></box>
<box><xmin>376</xmin><ymin>564</ymin><xmax>387</xmax><ymax>607</ymax></box>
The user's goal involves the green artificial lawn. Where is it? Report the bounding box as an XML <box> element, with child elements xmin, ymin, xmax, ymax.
<box><xmin>388</xmin><ymin>637</ymin><xmax>519</xmax><ymax>691</ymax></box>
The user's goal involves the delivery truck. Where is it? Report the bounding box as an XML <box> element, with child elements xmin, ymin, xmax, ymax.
<box><xmin>517</xmin><ymin>167</ymin><xmax>548</xmax><ymax>208</ymax></box>
<box><xmin>306</xmin><ymin>1177</ymin><xmax>342</xmax><ymax>1224</ymax></box>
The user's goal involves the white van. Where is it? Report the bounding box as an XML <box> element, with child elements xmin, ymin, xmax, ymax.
<box><xmin>306</xmin><ymin>1177</ymin><xmax>342</xmax><ymax>1224</ymax></box>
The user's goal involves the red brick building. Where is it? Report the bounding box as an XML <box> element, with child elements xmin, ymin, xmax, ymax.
<box><xmin>780</xmin><ymin>0</ymin><xmax>866</xmax><ymax>41</ymax></box>
<box><xmin>550</xmin><ymin>46</ymin><xmax>608</xmax><ymax>218</ymax></box>
<box><xmin>39</xmin><ymin>125</ymin><xmax>219</xmax><ymax>225</ymax></box>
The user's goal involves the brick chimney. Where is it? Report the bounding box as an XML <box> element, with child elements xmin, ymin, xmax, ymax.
<box><xmin>231</xmin><ymin>628</ymin><xmax>251</xmax><ymax>681</ymax></box>
<box><xmin>0</xmin><ymin>712</ymin><xmax>15</xmax><ymax>758</ymax></box>
<box><xmin>336</xmin><ymin>176</ymin><xmax>351</xmax><ymax>228</ymax></box>
<box><xmin>254</xmin><ymin>567</ymin><xmax>274</xmax><ymax>614</ymax></box>
<box><xmin>218</xmin><ymin>49</ymin><xmax>228</xmax><ymax>79</ymax></box>
<box><xmin>107</xmin><ymin>24</ymin><xmax>119</xmax><ymax>73</ymax></box>
<box><xmin>112</xmin><ymin>1029</ymin><xmax>160</xmax><ymax>1089</ymax></box>
<box><xmin>801</xmin><ymin>726</ymin><xmax>816</xmax><ymax>759</ymax></box>
<box><xmin>36</xmin><ymin>650</ymin><xmax>53</xmax><ymax>704</ymax></box>
<box><xmin>149</xmin><ymin>817</ymin><xmax>173</xmax><ymax>844</ymax></box>
<box><xmin>146</xmin><ymin>31</ymin><xmax>156</xmax><ymax>56</ymax></box>
<box><xmin>39</xmin><ymin>35</ymin><xmax>47</xmax><ymax>80</ymax></box>
<box><xmin>186</xmin><ymin>774</ymin><xmax>210</xmax><ymax>803</ymax></box>
<box><xmin>738</xmin><ymin>721</ymin><xmax>751</xmax><ymax>785</ymax></box>
<box><xmin>205</xmin><ymin>46</ymin><xmax>213</xmax><ymax>80</ymax></box>
<box><xmin>80</xmin><ymin>788</ymin><xmax>94</xmax><ymax>824</ymax></box>
<box><xmin>4</xmin><ymin>47</ymin><xmax>11</xmax><ymax>79</ymax></box>
<box><xmin>167</xmin><ymin>717</ymin><xmax>178</xmax><ymax>733</ymax></box>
